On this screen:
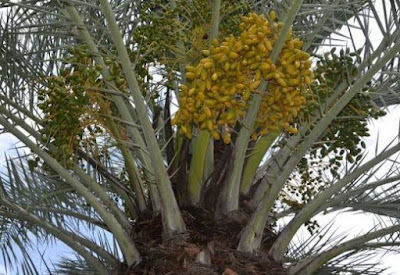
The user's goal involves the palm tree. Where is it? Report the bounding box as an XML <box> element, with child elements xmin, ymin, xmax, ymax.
<box><xmin>0</xmin><ymin>0</ymin><xmax>399</xmax><ymax>274</ymax></box>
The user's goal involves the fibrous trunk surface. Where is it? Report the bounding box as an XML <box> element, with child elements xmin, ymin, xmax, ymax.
<box><xmin>117</xmin><ymin>207</ymin><xmax>286</xmax><ymax>274</ymax></box>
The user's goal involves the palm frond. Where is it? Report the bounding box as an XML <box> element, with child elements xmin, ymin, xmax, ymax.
<box><xmin>0</xmin><ymin>215</ymin><xmax>39</xmax><ymax>275</ymax></box>
<box><xmin>0</xmin><ymin>149</ymin><xmax>123</xmax><ymax>273</ymax></box>
<box><xmin>0</xmin><ymin>0</ymin><xmax>400</xmax><ymax>274</ymax></box>
<box><xmin>317</xmin><ymin>250</ymin><xmax>386</xmax><ymax>275</ymax></box>
<box><xmin>50</xmin><ymin>256</ymin><xmax>97</xmax><ymax>275</ymax></box>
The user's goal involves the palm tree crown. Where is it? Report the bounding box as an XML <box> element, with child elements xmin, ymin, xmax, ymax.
<box><xmin>0</xmin><ymin>0</ymin><xmax>399</xmax><ymax>274</ymax></box>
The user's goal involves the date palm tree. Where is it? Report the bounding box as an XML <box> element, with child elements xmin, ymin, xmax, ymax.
<box><xmin>0</xmin><ymin>0</ymin><xmax>400</xmax><ymax>274</ymax></box>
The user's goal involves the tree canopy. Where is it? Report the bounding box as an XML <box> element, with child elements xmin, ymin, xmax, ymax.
<box><xmin>0</xmin><ymin>0</ymin><xmax>400</xmax><ymax>274</ymax></box>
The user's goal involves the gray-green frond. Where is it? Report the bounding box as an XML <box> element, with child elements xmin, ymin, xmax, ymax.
<box><xmin>0</xmin><ymin>150</ymin><xmax>121</xmax><ymax>273</ymax></box>
<box><xmin>49</xmin><ymin>256</ymin><xmax>97</xmax><ymax>275</ymax></box>
<box><xmin>0</xmin><ymin>215</ymin><xmax>39</xmax><ymax>275</ymax></box>
<box><xmin>316</xmin><ymin>250</ymin><xmax>387</xmax><ymax>275</ymax></box>
<box><xmin>0</xmin><ymin>0</ymin><xmax>400</xmax><ymax>274</ymax></box>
